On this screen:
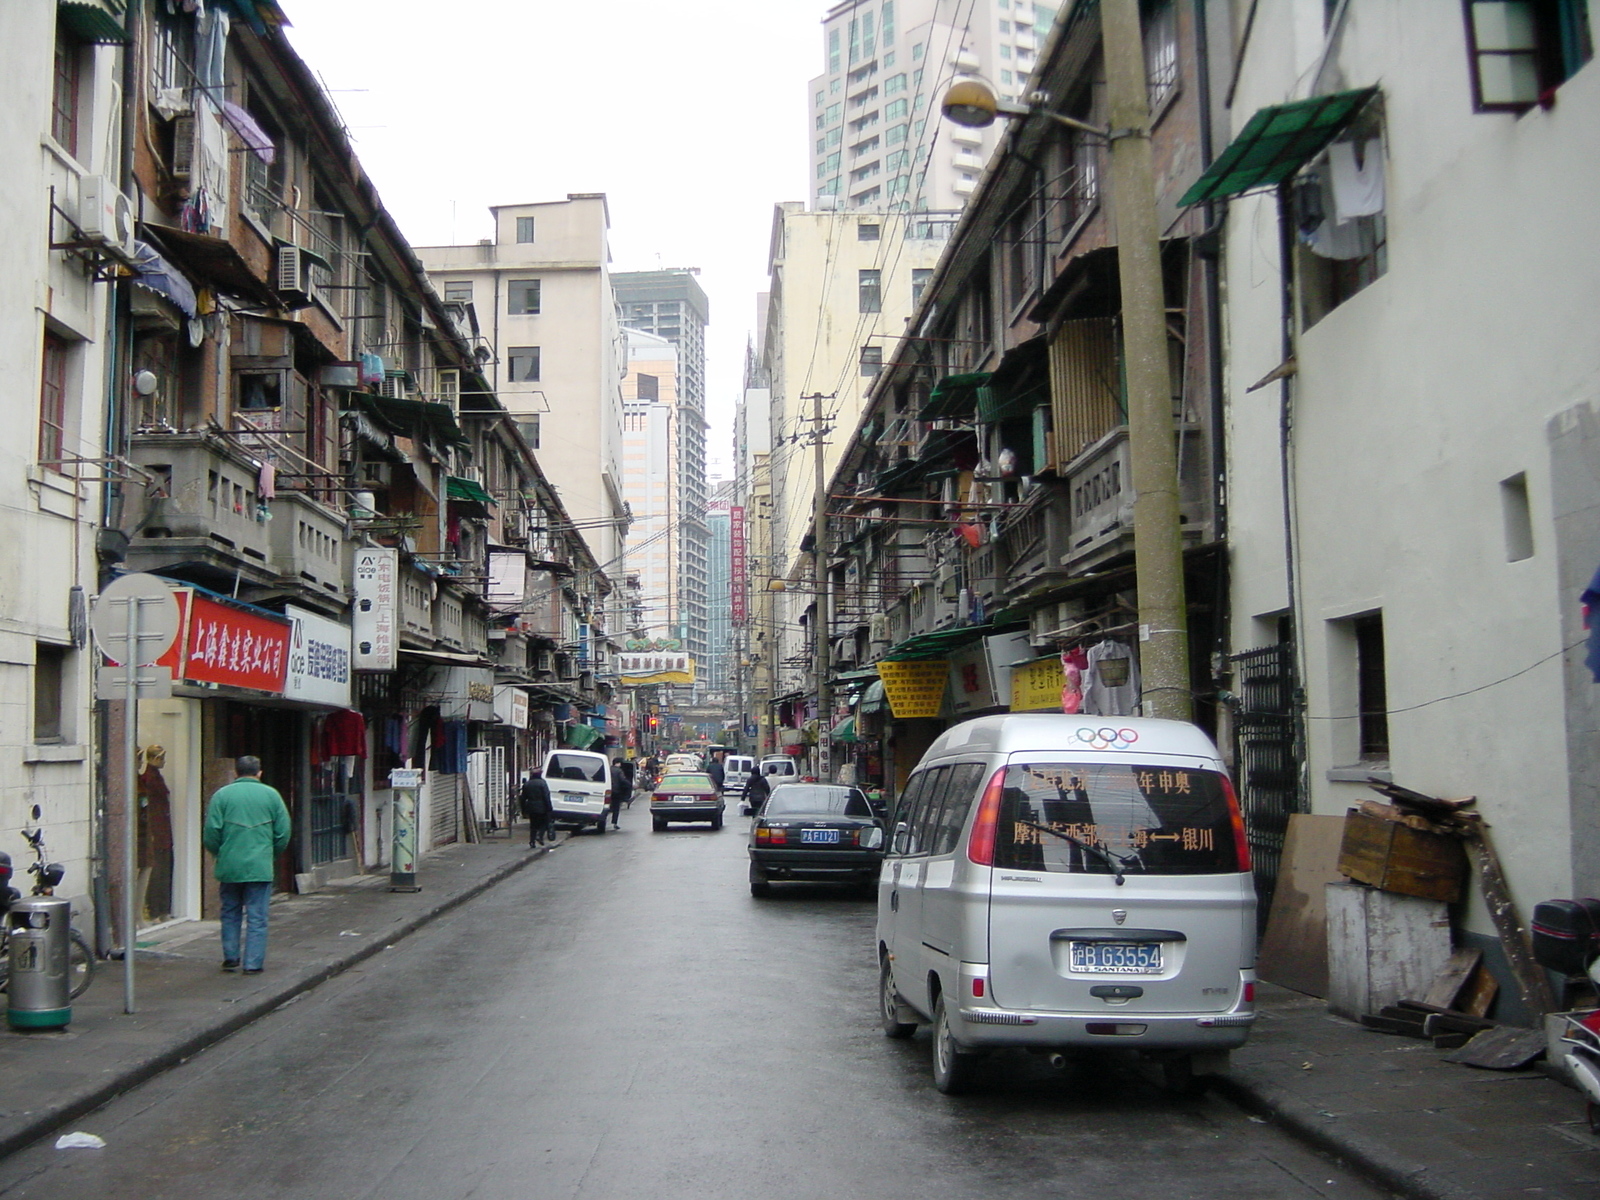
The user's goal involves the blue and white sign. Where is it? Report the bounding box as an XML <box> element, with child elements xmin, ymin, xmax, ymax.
<box><xmin>284</xmin><ymin>605</ymin><xmax>353</xmax><ymax>707</ymax></box>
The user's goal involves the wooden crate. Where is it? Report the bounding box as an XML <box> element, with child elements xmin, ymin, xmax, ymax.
<box><xmin>1337</xmin><ymin>808</ymin><xmax>1467</xmax><ymax>903</ymax></box>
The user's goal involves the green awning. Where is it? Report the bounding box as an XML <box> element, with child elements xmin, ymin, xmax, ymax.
<box><xmin>921</xmin><ymin>372</ymin><xmax>992</xmax><ymax>421</ymax></box>
<box><xmin>830</xmin><ymin>716</ymin><xmax>858</xmax><ymax>743</ymax></box>
<box><xmin>859</xmin><ymin>679</ymin><xmax>887</xmax><ymax>714</ymax></box>
<box><xmin>447</xmin><ymin>475</ymin><xmax>495</xmax><ymax>505</ymax></box>
<box><xmin>59</xmin><ymin>1</ymin><xmax>129</xmax><ymax>43</ymax></box>
<box><xmin>563</xmin><ymin>723</ymin><xmax>602</xmax><ymax>750</ymax></box>
<box><xmin>882</xmin><ymin>624</ymin><xmax>989</xmax><ymax>662</ymax></box>
<box><xmin>1177</xmin><ymin>87</ymin><xmax>1380</xmax><ymax>208</ymax></box>
<box><xmin>874</xmin><ymin>459</ymin><xmax>925</xmax><ymax>494</ymax></box>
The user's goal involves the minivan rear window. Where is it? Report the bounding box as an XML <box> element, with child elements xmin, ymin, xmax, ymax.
<box><xmin>548</xmin><ymin>754</ymin><xmax>606</xmax><ymax>783</ymax></box>
<box><xmin>995</xmin><ymin>762</ymin><xmax>1242</xmax><ymax>875</ymax></box>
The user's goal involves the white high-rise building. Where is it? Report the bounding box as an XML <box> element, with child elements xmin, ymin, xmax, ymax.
<box><xmin>808</xmin><ymin>0</ymin><xmax>1059</xmax><ymax>212</ymax></box>
<box><xmin>417</xmin><ymin>195</ymin><xmax>629</xmax><ymax>567</ymax></box>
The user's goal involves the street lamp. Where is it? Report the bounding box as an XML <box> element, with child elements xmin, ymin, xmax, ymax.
<box><xmin>937</xmin><ymin>1</ymin><xmax>1192</xmax><ymax>722</ymax></box>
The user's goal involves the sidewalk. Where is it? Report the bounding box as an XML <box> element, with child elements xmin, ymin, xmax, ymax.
<box><xmin>1217</xmin><ymin>983</ymin><xmax>1600</xmax><ymax>1200</ymax></box>
<box><xmin>0</xmin><ymin>849</ymin><xmax>1597</xmax><ymax>1199</ymax></box>
<box><xmin>0</xmin><ymin>831</ymin><xmax>563</xmax><ymax>1161</ymax></box>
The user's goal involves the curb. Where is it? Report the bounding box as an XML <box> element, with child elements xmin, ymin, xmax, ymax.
<box><xmin>0</xmin><ymin>841</ymin><xmax>554</xmax><ymax>1160</ymax></box>
<box><xmin>1212</xmin><ymin>1072</ymin><xmax>1478</xmax><ymax>1200</ymax></box>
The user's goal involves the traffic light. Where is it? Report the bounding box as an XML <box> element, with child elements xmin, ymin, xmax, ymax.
<box><xmin>648</xmin><ymin>715</ymin><xmax>659</xmax><ymax>730</ymax></box>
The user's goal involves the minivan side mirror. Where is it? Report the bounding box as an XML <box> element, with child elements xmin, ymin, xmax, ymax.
<box><xmin>892</xmin><ymin>821</ymin><xmax>910</xmax><ymax>855</ymax></box>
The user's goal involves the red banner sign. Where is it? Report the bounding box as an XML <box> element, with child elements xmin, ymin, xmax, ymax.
<box><xmin>730</xmin><ymin>505</ymin><xmax>748</xmax><ymax>624</ymax></box>
<box><xmin>156</xmin><ymin>589</ymin><xmax>292</xmax><ymax>693</ymax></box>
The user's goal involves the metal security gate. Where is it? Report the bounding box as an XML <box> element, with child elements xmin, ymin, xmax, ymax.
<box><xmin>430</xmin><ymin>771</ymin><xmax>460</xmax><ymax>847</ymax></box>
<box><xmin>309</xmin><ymin>758</ymin><xmax>354</xmax><ymax>866</ymax></box>
<box><xmin>1231</xmin><ymin>643</ymin><xmax>1303</xmax><ymax>923</ymax></box>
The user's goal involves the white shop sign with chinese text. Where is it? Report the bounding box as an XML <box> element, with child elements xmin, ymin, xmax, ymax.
<box><xmin>284</xmin><ymin>606</ymin><xmax>353</xmax><ymax>707</ymax></box>
<box><xmin>352</xmin><ymin>547</ymin><xmax>398</xmax><ymax>671</ymax></box>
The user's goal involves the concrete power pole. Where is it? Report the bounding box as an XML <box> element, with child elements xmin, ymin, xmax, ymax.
<box><xmin>1101</xmin><ymin>0</ymin><xmax>1192</xmax><ymax>721</ymax></box>
<box><xmin>809</xmin><ymin>391</ymin><xmax>832</xmax><ymax>778</ymax></box>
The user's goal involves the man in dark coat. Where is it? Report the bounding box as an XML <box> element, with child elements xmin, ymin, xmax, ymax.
<box><xmin>706</xmin><ymin>755</ymin><xmax>726</xmax><ymax>793</ymax></box>
<box><xmin>743</xmin><ymin>768</ymin><xmax>770</xmax><ymax>814</ymax></box>
<box><xmin>519</xmin><ymin>764</ymin><xmax>553</xmax><ymax>847</ymax></box>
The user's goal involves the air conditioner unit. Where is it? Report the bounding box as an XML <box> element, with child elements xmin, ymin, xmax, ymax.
<box><xmin>78</xmin><ymin>176</ymin><xmax>136</xmax><ymax>260</ymax></box>
<box><xmin>936</xmin><ymin>563</ymin><xmax>959</xmax><ymax>600</ymax></box>
<box><xmin>170</xmin><ymin>115</ymin><xmax>196</xmax><ymax>182</ymax></box>
<box><xmin>531</xmin><ymin>648</ymin><xmax>554</xmax><ymax>673</ymax></box>
<box><xmin>502</xmin><ymin>510</ymin><xmax>527</xmax><ymax>545</ymax></box>
<box><xmin>380</xmin><ymin>371</ymin><xmax>411</xmax><ymax>400</ymax></box>
<box><xmin>275</xmin><ymin>244</ymin><xmax>316</xmax><ymax>309</ymax></box>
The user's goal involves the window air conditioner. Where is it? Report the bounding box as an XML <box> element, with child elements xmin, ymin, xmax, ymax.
<box><xmin>380</xmin><ymin>371</ymin><xmax>411</xmax><ymax>400</ymax></box>
<box><xmin>275</xmin><ymin>244</ymin><xmax>316</xmax><ymax>309</ymax></box>
<box><xmin>78</xmin><ymin>176</ymin><xmax>137</xmax><ymax>260</ymax></box>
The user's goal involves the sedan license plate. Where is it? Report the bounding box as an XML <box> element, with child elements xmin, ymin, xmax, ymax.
<box><xmin>1070</xmin><ymin>941</ymin><xmax>1162</xmax><ymax>974</ymax></box>
<box><xmin>800</xmin><ymin>828</ymin><xmax>840</xmax><ymax>844</ymax></box>
<box><xmin>671</xmin><ymin>795</ymin><xmax>699</xmax><ymax>803</ymax></box>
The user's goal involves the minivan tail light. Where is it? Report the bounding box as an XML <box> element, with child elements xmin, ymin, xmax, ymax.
<box><xmin>967</xmin><ymin>768</ymin><xmax>1007</xmax><ymax>866</ymax></box>
<box><xmin>1221</xmin><ymin>774</ymin><xmax>1252</xmax><ymax>872</ymax></box>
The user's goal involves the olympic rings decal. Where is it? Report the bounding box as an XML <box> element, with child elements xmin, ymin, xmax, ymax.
<box><xmin>1074</xmin><ymin>727</ymin><xmax>1139</xmax><ymax>750</ymax></box>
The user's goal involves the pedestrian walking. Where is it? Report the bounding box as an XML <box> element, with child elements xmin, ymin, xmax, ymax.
<box><xmin>612</xmin><ymin>757</ymin><xmax>637</xmax><ymax>808</ymax></box>
<box><xmin>202</xmin><ymin>755</ymin><xmax>291</xmax><ymax>974</ymax></box>
<box><xmin>519</xmin><ymin>765</ymin><xmax>553</xmax><ymax>847</ymax></box>
<box><xmin>606</xmin><ymin>758</ymin><xmax>629</xmax><ymax>828</ymax></box>
<box><xmin>706</xmin><ymin>756</ymin><xmax>725</xmax><ymax>793</ymax></box>
<box><xmin>743</xmin><ymin>768</ymin><xmax>770</xmax><ymax>814</ymax></box>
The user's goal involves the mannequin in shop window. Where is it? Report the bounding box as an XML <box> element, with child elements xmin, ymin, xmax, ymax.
<box><xmin>138</xmin><ymin>744</ymin><xmax>175</xmax><ymax>924</ymax></box>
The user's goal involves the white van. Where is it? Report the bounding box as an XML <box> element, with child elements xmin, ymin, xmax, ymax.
<box><xmin>724</xmin><ymin>755</ymin><xmax>756</xmax><ymax>800</ymax></box>
<box><xmin>543</xmin><ymin>749</ymin><xmax>613</xmax><ymax>835</ymax></box>
<box><xmin>876</xmin><ymin>715</ymin><xmax>1256</xmax><ymax>1094</ymax></box>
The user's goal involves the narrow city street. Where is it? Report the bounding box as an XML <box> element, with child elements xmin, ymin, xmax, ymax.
<box><xmin>0</xmin><ymin>814</ymin><xmax>1382</xmax><ymax>1200</ymax></box>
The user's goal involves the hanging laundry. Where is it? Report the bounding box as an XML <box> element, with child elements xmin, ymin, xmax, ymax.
<box><xmin>324</xmin><ymin>709</ymin><xmax>367</xmax><ymax>758</ymax></box>
<box><xmin>1060</xmin><ymin>651</ymin><xmax>1083</xmax><ymax>714</ymax></box>
<box><xmin>258</xmin><ymin>460</ymin><xmax>275</xmax><ymax>500</ymax></box>
<box><xmin>1083</xmin><ymin>640</ymin><xmax>1141</xmax><ymax>716</ymax></box>
<box><xmin>1328</xmin><ymin>139</ymin><xmax>1385</xmax><ymax>220</ymax></box>
<box><xmin>1582</xmin><ymin>564</ymin><xmax>1600</xmax><ymax>683</ymax></box>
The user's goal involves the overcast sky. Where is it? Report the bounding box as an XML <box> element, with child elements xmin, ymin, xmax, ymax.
<box><xmin>283</xmin><ymin>1</ymin><xmax>821</xmax><ymax>480</ymax></box>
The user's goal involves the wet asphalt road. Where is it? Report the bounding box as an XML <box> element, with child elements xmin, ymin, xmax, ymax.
<box><xmin>0</xmin><ymin>812</ymin><xmax>1386</xmax><ymax>1200</ymax></box>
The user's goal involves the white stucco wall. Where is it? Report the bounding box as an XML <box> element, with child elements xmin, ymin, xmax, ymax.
<box><xmin>1224</xmin><ymin>2</ymin><xmax>1600</xmax><ymax>923</ymax></box>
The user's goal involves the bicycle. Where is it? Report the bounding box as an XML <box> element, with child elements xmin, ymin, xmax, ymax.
<box><xmin>0</xmin><ymin>822</ymin><xmax>96</xmax><ymax>1000</ymax></box>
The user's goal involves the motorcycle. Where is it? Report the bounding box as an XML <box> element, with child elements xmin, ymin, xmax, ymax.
<box><xmin>0</xmin><ymin>813</ymin><xmax>97</xmax><ymax>1000</ymax></box>
<box><xmin>1531</xmin><ymin>898</ymin><xmax>1600</xmax><ymax>1132</ymax></box>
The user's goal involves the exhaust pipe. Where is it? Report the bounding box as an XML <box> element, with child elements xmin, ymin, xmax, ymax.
<box><xmin>1048</xmin><ymin>1053</ymin><xmax>1068</xmax><ymax>1071</ymax></box>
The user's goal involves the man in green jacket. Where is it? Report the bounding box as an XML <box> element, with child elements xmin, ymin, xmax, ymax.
<box><xmin>203</xmin><ymin>756</ymin><xmax>291</xmax><ymax>974</ymax></box>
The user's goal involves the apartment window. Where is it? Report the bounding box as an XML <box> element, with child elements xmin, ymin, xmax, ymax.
<box><xmin>849</xmin><ymin>15</ymin><xmax>861</xmax><ymax>63</ymax></box>
<box><xmin>827</xmin><ymin>127</ymin><xmax>843</xmax><ymax>148</ymax></box>
<box><xmin>882</xmin><ymin>0</ymin><xmax>895</xmax><ymax>44</ymax></box>
<box><xmin>853</xmin><ymin>186</ymin><xmax>883</xmax><ymax>205</ymax></box>
<box><xmin>886</xmin><ymin>122</ymin><xmax>908</xmax><ymax>145</ymax></box>
<box><xmin>34</xmin><ymin>644</ymin><xmax>67</xmax><ymax>743</ymax></box>
<box><xmin>508</xmin><ymin>279</ymin><xmax>541</xmax><ymax>315</ymax></box>
<box><xmin>826</xmin><ymin>102</ymin><xmax>842</xmax><ymax>125</ymax></box>
<box><xmin>443</xmin><ymin>280</ymin><xmax>473</xmax><ymax>304</ymax></box>
<box><xmin>1000</xmin><ymin>19</ymin><xmax>1012</xmax><ymax>33</ymax></box>
<box><xmin>517</xmin><ymin>417</ymin><xmax>540</xmax><ymax>450</ymax></box>
<box><xmin>636</xmin><ymin>373</ymin><xmax>659</xmax><ymax>401</ymax></box>
<box><xmin>885</xmin><ymin>148</ymin><xmax>909</xmax><ymax>170</ymax></box>
<box><xmin>1464</xmin><ymin>0</ymin><xmax>1593</xmax><ymax>109</ymax></box>
<box><xmin>516</xmin><ymin>216</ymin><xmax>535</xmax><ymax>243</ymax></box>
<box><xmin>816</xmin><ymin>90</ymin><xmax>825</xmax><ymax>107</ymax></box>
<box><xmin>850</xmin><ymin>160</ymin><xmax>881</xmax><ymax>184</ymax></box>
<box><xmin>863</xmin><ymin>10</ymin><xmax>877</xmax><ymax>57</ymax></box>
<box><xmin>1000</xmin><ymin>43</ymin><xmax>1013</xmax><ymax>58</ymax></box>
<box><xmin>859</xmin><ymin>269</ymin><xmax>882</xmax><ymax>313</ymax></box>
<box><xmin>52</xmin><ymin>22</ymin><xmax>83</xmax><ymax>156</ymax></box>
<box><xmin>885</xmin><ymin>72</ymin><xmax>907</xmax><ymax>95</ymax></box>
<box><xmin>508</xmin><ymin>347</ymin><xmax>540</xmax><ymax>382</ymax></box>
<box><xmin>1001</xmin><ymin>69</ymin><xmax>1015</xmax><ymax>85</ymax></box>
<box><xmin>1500</xmin><ymin>472</ymin><xmax>1535</xmax><ymax>561</ymax></box>
<box><xmin>829</xmin><ymin>26</ymin><xmax>841</xmax><ymax>73</ymax></box>
<box><xmin>912</xmin><ymin>42</ymin><xmax>924</xmax><ymax>60</ymax></box>
<box><xmin>885</xmin><ymin>97</ymin><xmax>909</xmax><ymax>119</ymax></box>
<box><xmin>39</xmin><ymin>332</ymin><xmax>70</xmax><ymax>466</ymax></box>
<box><xmin>860</xmin><ymin>346</ymin><xmax>884</xmax><ymax>377</ymax></box>
<box><xmin>911</xmin><ymin>268</ymin><xmax>933</xmax><ymax>306</ymax></box>
<box><xmin>817</xmin><ymin>136</ymin><xmax>828</xmax><ymax>154</ymax></box>
<box><xmin>831</xmin><ymin>76</ymin><xmax>842</xmax><ymax>94</ymax></box>
<box><xmin>1295</xmin><ymin>126</ymin><xmax>1387</xmax><ymax>327</ymax></box>
<box><xmin>884</xmin><ymin>50</ymin><xmax>896</xmax><ymax>68</ymax></box>
<box><xmin>1354</xmin><ymin>614</ymin><xmax>1389</xmax><ymax>760</ymax></box>
<box><xmin>1143</xmin><ymin>0</ymin><xmax>1180</xmax><ymax>109</ymax></box>
<box><xmin>859</xmin><ymin>222</ymin><xmax>881</xmax><ymax>241</ymax></box>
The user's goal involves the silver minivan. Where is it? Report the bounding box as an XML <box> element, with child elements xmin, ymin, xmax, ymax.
<box><xmin>876</xmin><ymin>714</ymin><xmax>1257</xmax><ymax>1094</ymax></box>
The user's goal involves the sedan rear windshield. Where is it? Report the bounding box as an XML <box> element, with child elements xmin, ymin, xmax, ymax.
<box><xmin>996</xmin><ymin>762</ymin><xmax>1241</xmax><ymax>875</ymax></box>
<box><xmin>548</xmin><ymin>755</ymin><xmax>605</xmax><ymax>783</ymax></box>
<box><xmin>764</xmin><ymin>787</ymin><xmax>873</xmax><ymax>817</ymax></box>
<box><xmin>660</xmin><ymin>773</ymin><xmax>711</xmax><ymax>789</ymax></box>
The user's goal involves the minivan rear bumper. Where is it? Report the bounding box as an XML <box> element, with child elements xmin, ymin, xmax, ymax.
<box><xmin>954</xmin><ymin>1005</ymin><xmax>1254</xmax><ymax>1050</ymax></box>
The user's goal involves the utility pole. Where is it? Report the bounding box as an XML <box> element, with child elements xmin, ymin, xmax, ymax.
<box><xmin>808</xmin><ymin>391</ymin><xmax>832</xmax><ymax>780</ymax></box>
<box><xmin>1101</xmin><ymin>0</ymin><xmax>1191</xmax><ymax>721</ymax></box>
